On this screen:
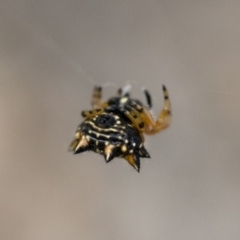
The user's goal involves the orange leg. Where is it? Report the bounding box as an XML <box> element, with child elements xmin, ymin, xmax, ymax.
<box><xmin>91</xmin><ymin>86</ymin><xmax>102</xmax><ymax>109</ymax></box>
<box><xmin>143</xmin><ymin>85</ymin><xmax>171</xmax><ymax>134</ymax></box>
<box><xmin>120</xmin><ymin>85</ymin><xmax>171</xmax><ymax>135</ymax></box>
<box><xmin>119</xmin><ymin>98</ymin><xmax>145</xmax><ymax>132</ymax></box>
<box><xmin>82</xmin><ymin>86</ymin><xmax>109</xmax><ymax>118</ymax></box>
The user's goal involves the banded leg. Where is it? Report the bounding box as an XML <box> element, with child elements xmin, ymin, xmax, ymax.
<box><xmin>121</xmin><ymin>85</ymin><xmax>171</xmax><ymax>134</ymax></box>
<box><xmin>143</xmin><ymin>85</ymin><xmax>171</xmax><ymax>134</ymax></box>
<box><xmin>81</xmin><ymin>108</ymin><xmax>105</xmax><ymax>118</ymax></box>
<box><xmin>85</xmin><ymin>86</ymin><xmax>108</xmax><ymax>118</ymax></box>
<box><xmin>142</xmin><ymin>88</ymin><xmax>152</xmax><ymax>109</ymax></box>
<box><xmin>118</xmin><ymin>84</ymin><xmax>132</xmax><ymax>97</ymax></box>
<box><xmin>91</xmin><ymin>86</ymin><xmax>102</xmax><ymax>109</ymax></box>
<box><xmin>120</xmin><ymin>98</ymin><xmax>146</xmax><ymax>132</ymax></box>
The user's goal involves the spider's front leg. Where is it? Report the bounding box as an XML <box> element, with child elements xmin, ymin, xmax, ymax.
<box><xmin>81</xmin><ymin>86</ymin><xmax>105</xmax><ymax>119</ymax></box>
<box><xmin>91</xmin><ymin>86</ymin><xmax>102</xmax><ymax>109</ymax></box>
<box><xmin>143</xmin><ymin>85</ymin><xmax>171</xmax><ymax>134</ymax></box>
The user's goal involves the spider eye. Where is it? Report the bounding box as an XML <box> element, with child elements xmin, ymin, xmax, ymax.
<box><xmin>95</xmin><ymin>114</ymin><xmax>116</xmax><ymax>128</ymax></box>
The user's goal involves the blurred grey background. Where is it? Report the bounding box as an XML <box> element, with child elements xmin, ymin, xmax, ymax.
<box><xmin>0</xmin><ymin>1</ymin><xmax>240</xmax><ymax>240</ymax></box>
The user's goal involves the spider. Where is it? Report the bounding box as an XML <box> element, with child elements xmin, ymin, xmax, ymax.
<box><xmin>69</xmin><ymin>84</ymin><xmax>171</xmax><ymax>172</ymax></box>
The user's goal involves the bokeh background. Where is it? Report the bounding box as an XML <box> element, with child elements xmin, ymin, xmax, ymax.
<box><xmin>1</xmin><ymin>1</ymin><xmax>240</xmax><ymax>239</ymax></box>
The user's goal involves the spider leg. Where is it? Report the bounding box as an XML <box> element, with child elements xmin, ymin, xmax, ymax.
<box><xmin>81</xmin><ymin>108</ymin><xmax>105</xmax><ymax>118</ymax></box>
<box><xmin>120</xmin><ymin>85</ymin><xmax>171</xmax><ymax>135</ymax></box>
<box><xmin>142</xmin><ymin>88</ymin><xmax>152</xmax><ymax>109</ymax></box>
<box><xmin>118</xmin><ymin>84</ymin><xmax>132</xmax><ymax>97</ymax></box>
<box><xmin>117</xmin><ymin>88</ymin><xmax>122</xmax><ymax>97</ymax></box>
<box><xmin>143</xmin><ymin>85</ymin><xmax>171</xmax><ymax>134</ymax></box>
<box><xmin>91</xmin><ymin>86</ymin><xmax>102</xmax><ymax>109</ymax></box>
<box><xmin>120</xmin><ymin>98</ymin><xmax>146</xmax><ymax>132</ymax></box>
<box><xmin>84</xmin><ymin>86</ymin><xmax>109</xmax><ymax>118</ymax></box>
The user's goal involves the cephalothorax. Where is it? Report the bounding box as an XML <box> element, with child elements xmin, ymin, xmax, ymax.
<box><xmin>69</xmin><ymin>85</ymin><xmax>171</xmax><ymax>172</ymax></box>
